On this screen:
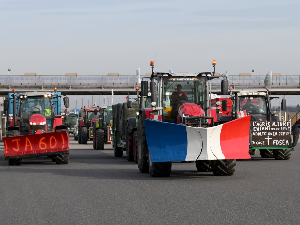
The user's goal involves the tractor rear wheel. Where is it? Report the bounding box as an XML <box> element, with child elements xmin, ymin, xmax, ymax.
<box><xmin>196</xmin><ymin>160</ymin><xmax>212</xmax><ymax>172</ymax></box>
<box><xmin>212</xmin><ymin>159</ymin><xmax>236</xmax><ymax>176</ymax></box>
<box><xmin>126</xmin><ymin>132</ymin><xmax>134</xmax><ymax>162</ymax></box>
<box><xmin>260</xmin><ymin>149</ymin><xmax>274</xmax><ymax>158</ymax></box>
<box><xmin>274</xmin><ymin>149</ymin><xmax>291</xmax><ymax>160</ymax></box>
<box><xmin>96</xmin><ymin>129</ymin><xmax>104</xmax><ymax>150</ymax></box>
<box><xmin>80</xmin><ymin>127</ymin><xmax>88</xmax><ymax>144</ymax></box>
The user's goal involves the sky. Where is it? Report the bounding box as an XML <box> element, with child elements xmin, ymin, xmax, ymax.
<box><xmin>1</xmin><ymin>0</ymin><xmax>300</xmax><ymax>108</ymax></box>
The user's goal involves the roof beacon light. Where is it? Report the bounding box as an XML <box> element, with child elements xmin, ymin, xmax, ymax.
<box><xmin>54</xmin><ymin>87</ymin><xmax>57</xmax><ymax>92</ymax></box>
<box><xmin>12</xmin><ymin>89</ymin><xmax>15</xmax><ymax>93</ymax></box>
<box><xmin>212</xmin><ymin>60</ymin><xmax>217</xmax><ymax>65</ymax></box>
<box><xmin>135</xmin><ymin>87</ymin><xmax>139</xmax><ymax>90</ymax></box>
<box><xmin>150</xmin><ymin>61</ymin><xmax>155</xmax><ymax>67</ymax></box>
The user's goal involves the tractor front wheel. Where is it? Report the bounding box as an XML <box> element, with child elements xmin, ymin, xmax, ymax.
<box><xmin>212</xmin><ymin>159</ymin><xmax>236</xmax><ymax>176</ymax></box>
<box><xmin>8</xmin><ymin>158</ymin><xmax>22</xmax><ymax>166</ymax></box>
<box><xmin>196</xmin><ymin>160</ymin><xmax>212</xmax><ymax>172</ymax></box>
<box><xmin>260</xmin><ymin>149</ymin><xmax>274</xmax><ymax>158</ymax></box>
<box><xmin>138</xmin><ymin>132</ymin><xmax>149</xmax><ymax>173</ymax></box>
<box><xmin>274</xmin><ymin>149</ymin><xmax>291</xmax><ymax>160</ymax></box>
<box><xmin>126</xmin><ymin>132</ymin><xmax>134</xmax><ymax>162</ymax></box>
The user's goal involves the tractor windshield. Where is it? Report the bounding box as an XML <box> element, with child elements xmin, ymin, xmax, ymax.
<box><xmin>163</xmin><ymin>77</ymin><xmax>207</xmax><ymax>108</ymax></box>
<box><xmin>238</xmin><ymin>96</ymin><xmax>267</xmax><ymax>121</ymax></box>
<box><xmin>88</xmin><ymin>111</ymin><xmax>100</xmax><ymax>121</ymax></box>
<box><xmin>68</xmin><ymin>115</ymin><xmax>78</xmax><ymax>127</ymax></box>
<box><xmin>104</xmin><ymin>110</ymin><xmax>112</xmax><ymax>126</ymax></box>
<box><xmin>18</xmin><ymin>96</ymin><xmax>52</xmax><ymax>134</ymax></box>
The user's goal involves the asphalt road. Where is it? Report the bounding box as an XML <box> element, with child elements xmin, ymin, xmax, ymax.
<box><xmin>0</xmin><ymin>139</ymin><xmax>299</xmax><ymax>225</ymax></box>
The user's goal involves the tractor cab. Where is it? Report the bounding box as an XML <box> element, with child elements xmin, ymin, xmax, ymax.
<box><xmin>17</xmin><ymin>92</ymin><xmax>55</xmax><ymax>135</ymax></box>
<box><xmin>231</xmin><ymin>91</ymin><xmax>270</xmax><ymax>121</ymax></box>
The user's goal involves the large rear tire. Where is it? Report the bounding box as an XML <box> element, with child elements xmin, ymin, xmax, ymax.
<box><xmin>196</xmin><ymin>160</ymin><xmax>212</xmax><ymax>172</ymax></box>
<box><xmin>212</xmin><ymin>159</ymin><xmax>236</xmax><ymax>176</ymax></box>
<box><xmin>80</xmin><ymin>127</ymin><xmax>88</xmax><ymax>144</ymax></box>
<box><xmin>96</xmin><ymin>129</ymin><xmax>104</xmax><ymax>150</ymax></box>
<box><xmin>260</xmin><ymin>149</ymin><xmax>274</xmax><ymax>158</ymax></box>
<box><xmin>274</xmin><ymin>149</ymin><xmax>291</xmax><ymax>160</ymax></box>
<box><xmin>126</xmin><ymin>132</ymin><xmax>134</xmax><ymax>162</ymax></box>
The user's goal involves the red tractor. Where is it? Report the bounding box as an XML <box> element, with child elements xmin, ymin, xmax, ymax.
<box><xmin>135</xmin><ymin>61</ymin><xmax>251</xmax><ymax>177</ymax></box>
<box><xmin>78</xmin><ymin>106</ymin><xmax>101</xmax><ymax>144</ymax></box>
<box><xmin>3</xmin><ymin>91</ymin><xmax>70</xmax><ymax>165</ymax></box>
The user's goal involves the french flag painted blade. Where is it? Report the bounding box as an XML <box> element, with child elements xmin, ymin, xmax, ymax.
<box><xmin>144</xmin><ymin>116</ymin><xmax>251</xmax><ymax>162</ymax></box>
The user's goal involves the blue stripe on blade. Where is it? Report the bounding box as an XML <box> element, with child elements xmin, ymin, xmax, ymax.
<box><xmin>144</xmin><ymin>120</ymin><xmax>188</xmax><ymax>162</ymax></box>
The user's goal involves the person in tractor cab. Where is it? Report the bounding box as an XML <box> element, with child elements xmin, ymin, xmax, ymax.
<box><xmin>170</xmin><ymin>84</ymin><xmax>188</xmax><ymax>123</ymax></box>
<box><xmin>31</xmin><ymin>99</ymin><xmax>42</xmax><ymax>113</ymax></box>
<box><xmin>171</xmin><ymin>84</ymin><xmax>188</xmax><ymax>106</ymax></box>
<box><xmin>241</xmin><ymin>99</ymin><xmax>253</xmax><ymax>111</ymax></box>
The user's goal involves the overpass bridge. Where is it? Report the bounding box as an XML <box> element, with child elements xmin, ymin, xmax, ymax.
<box><xmin>0</xmin><ymin>73</ymin><xmax>300</xmax><ymax>95</ymax></box>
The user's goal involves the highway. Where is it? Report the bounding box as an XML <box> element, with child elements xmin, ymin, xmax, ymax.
<box><xmin>0</xmin><ymin>140</ymin><xmax>299</xmax><ymax>224</ymax></box>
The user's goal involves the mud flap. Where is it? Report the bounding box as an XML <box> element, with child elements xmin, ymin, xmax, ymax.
<box><xmin>3</xmin><ymin>131</ymin><xmax>69</xmax><ymax>158</ymax></box>
<box><xmin>144</xmin><ymin>116</ymin><xmax>251</xmax><ymax>162</ymax></box>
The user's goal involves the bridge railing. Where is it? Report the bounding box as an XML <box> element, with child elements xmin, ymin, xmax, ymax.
<box><xmin>0</xmin><ymin>75</ymin><xmax>299</xmax><ymax>86</ymax></box>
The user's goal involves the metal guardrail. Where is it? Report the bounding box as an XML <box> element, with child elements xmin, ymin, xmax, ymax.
<box><xmin>0</xmin><ymin>75</ymin><xmax>299</xmax><ymax>86</ymax></box>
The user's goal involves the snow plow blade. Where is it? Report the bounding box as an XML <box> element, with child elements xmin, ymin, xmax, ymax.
<box><xmin>144</xmin><ymin>116</ymin><xmax>251</xmax><ymax>162</ymax></box>
<box><xmin>3</xmin><ymin>131</ymin><xmax>69</xmax><ymax>158</ymax></box>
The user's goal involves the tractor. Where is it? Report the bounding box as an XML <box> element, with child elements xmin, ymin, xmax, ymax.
<box><xmin>227</xmin><ymin>90</ymin><xmax>292</xmax><ymax>160</ymax></box>
<box><xmin>2</xmin><ymin>91</ymin><xmax>70</xmax><ymax>165</ymax></box>
<box><xmin>135</xmin><ymin>61</ymin><xmax>251</xmax><ymax>177</ymax></box>
<box><xmin>112</xmin><ymin>102</ymin><xmax>139</xmax><ymax>158</ymax></box>
<box><xmin>92</xmin><ymin>106</ymin><xmax>113</xmax><ymax>150</ymax></box>
<box><xmin>78</xmin><ymin>105</ymin><xmax>101</xmax><ymax>144</ymax></box>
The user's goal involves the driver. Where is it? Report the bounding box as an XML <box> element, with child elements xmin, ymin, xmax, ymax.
<box><xmin>31</xmin><ymin>99</ymin><xmax>42</xmax><ymax>112</ymax></box>
<box><xmin>171</xmin><ymin>84</ymin><xmax>188</xmax><ymax>105</ymax></box>
<box><xmin>242</xmin><ymin>99</ymin><xmax>253</xmax><ymax>111</ymax></box>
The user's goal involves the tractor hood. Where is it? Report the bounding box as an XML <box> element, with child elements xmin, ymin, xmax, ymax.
<box><xmin>29</xmin><ymin>114</ymin><xmax>46</xmax><ymax>125</ymax></box>
<box><xmin>179</xmin><ymin>103</ymin><xmax>205</xmax><ymax>117</ymax></box>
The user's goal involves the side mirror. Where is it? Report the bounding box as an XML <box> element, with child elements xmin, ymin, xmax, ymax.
<box><xmin>79</xmin><ymin>111</ymin><xmax>83</xmax><ymax>118</ymax></box>
<box><xmin>4</xmin><ymin>100</ymin><xmax>9</xmax><ymax>111</ymax></box>
<box><xmin>127</xmin><ymin>101</ymin><xmax>132</xmax><ymax>108</ymax></box>
<box><xmin>63</xmin><ymin>96</ymin><xmax>69</xmax><ymax>108</ymax></box>
<box><xmin>141</xmin><ymin>81</ymin><xmax>148</xmax><ymax>97</ymax></box>
<box><xmin>222</xmin><ymin>99</ymin><xmax>227</xmax><ymax>112</ymax></box>
<box><xmin>94</xmin><ymin>109</ymin><xmax>98</xmax><ymax>115</ymax></box>
<box><xmin>281</xmin><ymin>98</ymin><xmax>286</xmax><ymax>111</ymax></box>
<box><xmin>221</xmin><ymin>80</ymin><xmax>229</xmax><ymax>95</ymax></box>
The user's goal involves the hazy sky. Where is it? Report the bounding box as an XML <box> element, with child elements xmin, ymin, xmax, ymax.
<box><xmin>1</xmin><ymin>0</ymin><xmax>299</xmax><ymax>108</ymax></box>
<box><xmin>1</xmin><ymin>0</ymin><xmax>300</xmax><ymax>76</ymax></box>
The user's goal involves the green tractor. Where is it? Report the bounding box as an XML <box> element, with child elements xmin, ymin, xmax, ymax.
<box><xmin>92</xmin><ymin>106</ymin><xmax>113</xmax><ymax>150</ymax></box>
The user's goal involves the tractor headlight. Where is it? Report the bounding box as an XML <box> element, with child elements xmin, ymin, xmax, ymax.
<box><xmin>30</xmin><ymin>122</ymin><xmax>32</xmax><ymax>125</ymax></box>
